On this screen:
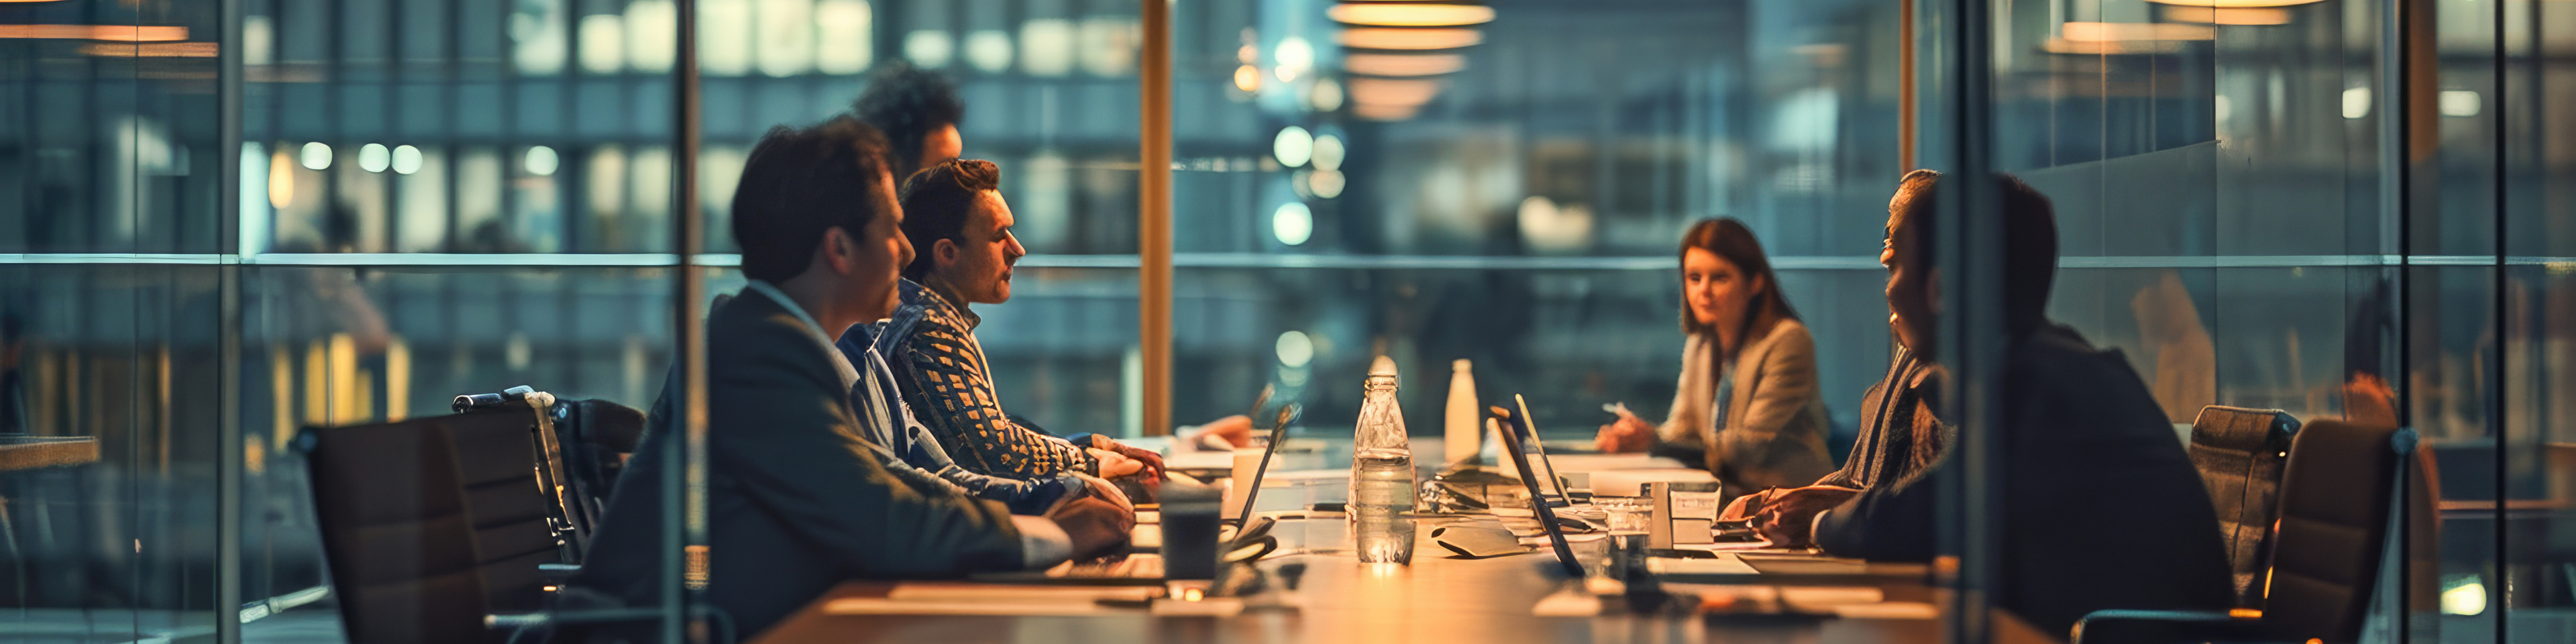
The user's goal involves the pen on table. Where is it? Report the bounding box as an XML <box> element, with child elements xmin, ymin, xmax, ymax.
<box><xmin>1601</xmin><ymin>402</ymin><xmax>1640</xmax><ymax>423</ymax></box>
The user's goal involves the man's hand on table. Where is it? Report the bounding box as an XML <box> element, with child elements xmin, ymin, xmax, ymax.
<box><xmin>1719</xmin><ymin>488</ymin><xmax>1776</xmax><ymax>523</ymax></box>
<box><xmin>1088</xmin><ymin>448</ymin><xmax>1145</xmax><ymax>479</ymax></box>
<box><xmin>1085</xmin><ymin>436</ymin><xmax>1166</xmax><ymax>482</ymax></box>
<box><xmin>1748</xmin><ymin>485</ymin><xmax>1860</xmax><ymax>547</ymax></box>
<box><xmin>1069</xmin><ymin>472</ymin><xmax>1133</xmax><ymax>513</ymax></box>
<box><xmin>1042</xmin><ymin>494</ymin><xmax>1135</xmax><ymax>561</ymax></box>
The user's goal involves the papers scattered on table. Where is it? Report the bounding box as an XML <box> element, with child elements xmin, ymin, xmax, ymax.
<box><xmin>825</xmin><ymin>584</ymin><xmax>1156</xmax><ymax>616</ymax></box>
<box><xmin>1541</xmin><ymin>453</ymin><xmax>1688</xmax><ymax>472</ymax></box>
<box><xmin>1735</xmin><ymin>555</ymin><xmax>1870</xmax><ymax>576</ymax></box>
<box><xmin>1583</xmin><ymin>469</ymin><xmax>1719</xmax><ymax>497</ymax></box>
<box><xmin>1669</xmin><ymin>541</ymin><xmax>1782</xmax><ymax>552</ymax></box>
<box><xmin>1645</xmin><ymin>555</ymin><xmax>1760</xmax><ymax>576</ymax></box>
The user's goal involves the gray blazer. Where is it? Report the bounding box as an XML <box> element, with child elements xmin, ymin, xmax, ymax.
<box><xmin>1658</xmin><ymin>320</ymin><xmax>1836</xmax><ymax>493</ymax></box>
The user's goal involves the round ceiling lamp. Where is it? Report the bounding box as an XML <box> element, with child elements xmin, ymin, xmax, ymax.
<box><xmin>1328</xmin><ymin>4</ymin><xmax>1495</xmax><ymax>28</ymax></box>
<box><xmin>1337</xmin><ymin>28</ymin><xmax>1483</xmax><ymax>51</ymax></box>
<box><xmin>2141</xmin><ymin>0</ymin><xmax>2326</xmax><ymax>8</ymax></box>
<box><xmin>1345</xmin><ymin>78</ymin><xmax>1444</xmax><ymax>105</ymax></box>
<box><xmin>2160</xmin><ymin>6</ymin><xmax>2293</xmax><ymax>25</ymax></box>
<box><xmin>1343</xmin><ymin>53</ymin><xmax>1467</xmax><ymax>77</ymax></box>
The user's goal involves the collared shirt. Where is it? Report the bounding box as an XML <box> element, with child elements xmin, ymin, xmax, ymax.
<box><xmin>743</xmin><ymin>280</ymin><xmax>861</xmax><ymax>391</ymax></box>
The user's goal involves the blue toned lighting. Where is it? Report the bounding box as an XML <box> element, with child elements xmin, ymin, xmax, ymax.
<box><xmin>1273</xmin><ymin>126</ymin><xmax>1313</xmax><ymax>168</ymax></box>
<box><xmin>525</xmin><ymin>146</ymin><xmax>560</xmax><ymax>176</ymax></box>
<box><xmin>1311</xmin><ymin>134</ymin><xmax>1344</xmax><ymax>171</ymax></box>
<box><xmin>1272</xmin><ymin>202</ymin><xmax>1313</xmax><ymax>246</ymax></box>
<box><xmin>299</xmin><ymin>142</ymin><xmax>332</xmax><ymax>170</ymax></box>
<box><xmin>1275</xmin><ymin>330</ymin><xmax>1315</xmax><ymax>368</ymax></box>
<box><xmin>391</xmin><ymin>145</ymin><xmax>423</xmax><ymax>175</ymax></box>
<box><xmin>358</xmin><ymin>144</ymin><xmax>390</xmax><ymax>173</ymax></box>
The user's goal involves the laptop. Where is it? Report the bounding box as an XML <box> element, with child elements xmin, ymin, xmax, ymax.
<box><xmin>972</xmin><ymin>403</ymin><xmax>1297</xmax><ymax>584</ymax></box>
<box><xmin>1513</xmin><ymin>394</ymin><xmax>1573</xmax><ymax>506</ymax></box>
<box><xmin>1491</xmin><ymin>402</ymin><xmax>1588</xmax><ymax>579</ymax></box>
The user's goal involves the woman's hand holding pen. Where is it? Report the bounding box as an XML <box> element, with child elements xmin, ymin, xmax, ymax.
<box><xmin>1593</xmin><ymin>402</ymin><xmax>1655</xmax><ymax>453</ymax></box>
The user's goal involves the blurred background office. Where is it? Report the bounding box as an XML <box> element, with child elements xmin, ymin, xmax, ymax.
<box><xmin>3</xmin><ymin>0</ymin><xmax>2572</xmax><ymax>643</ymax></box>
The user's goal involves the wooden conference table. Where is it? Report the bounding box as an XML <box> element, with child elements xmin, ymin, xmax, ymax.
<box><xmin>751</xmin><ymin>515</ymin><xmax>1944</xmax><ymax>644</ymax></box>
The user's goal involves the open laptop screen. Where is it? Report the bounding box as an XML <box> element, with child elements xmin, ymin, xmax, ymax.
<box><xmin>1492</xmin><ymin>405</ymin><xmax>1585</xmax><ymax>579</ymax></box>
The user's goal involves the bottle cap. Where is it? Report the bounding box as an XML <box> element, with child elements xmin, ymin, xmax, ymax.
<box><xmin>1452</xmin><ymin>358</ymin><xmax>1471</xmax><ymax>372</ymax></box>
<box><xmin>1368</xmin><ymin>355</ymin><xmax>1399</xmax><ymax>378</ymax></box>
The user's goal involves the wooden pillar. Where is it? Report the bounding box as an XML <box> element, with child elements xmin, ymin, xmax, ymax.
<box><xmin>1139</xmin><ymin>0</ymin><xmax>1173</xmax><ymax>437</ymax></box>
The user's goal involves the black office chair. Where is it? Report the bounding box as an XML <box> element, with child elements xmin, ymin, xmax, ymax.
<box><xmin>303</xmin><ymin>412</ymin><xmax>561</xmax><ymax>643</ymax></box>
<box><xmin>451</xmin><ymin>386</ymin><xmax>648</xmax><ymax>561</ymax></box>
<box><xmin>2186</xmin><ymin>405</ymin><xmax>2299</xmax><ymax>607</ymax></box>
<box><xmin>2072</xmin><ymin>419</ymin><xmax>2416</xmax><ymax>644</ymax></box>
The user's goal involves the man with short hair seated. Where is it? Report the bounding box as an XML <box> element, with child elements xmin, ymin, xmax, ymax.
<box><xmin>1743</xmin><ymin>170</ymin><xmax>2233</xmax><ymax>637</ymax></box>
<box><xmin>839</xmin><ymin>158</ymin><xmax>1171</xmax><ymax>485</ymax></box>
<box><xmin>572</xmin><ymin>119</ymin><xmax>1125</xmax><ymax>641</ymax></box>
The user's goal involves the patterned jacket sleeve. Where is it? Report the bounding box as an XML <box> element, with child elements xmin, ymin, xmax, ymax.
<box><xmin>895</xmin><ymin>299</ymin><xmax>1099</xmax><ymax>479</ymax></box>
<box><xmin>898</xmin><ymin>400</ymin><xmax>1085</xmax><ymax>514</ymax></box>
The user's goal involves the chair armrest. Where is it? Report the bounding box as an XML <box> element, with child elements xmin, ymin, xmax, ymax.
<box><xmin>2072</xmin><ymin>609</ymin><xmax>2265</xmax><ymax>644</ymax></box>
<box><xmin>537</xmin><ymin>563</ymin><xmax>580</xmax><ymax>582</ymax></box>
<box><xmin>486</xmin><ymin>612</ymin><xmax>551</xmax><ymax>629</ymax></box>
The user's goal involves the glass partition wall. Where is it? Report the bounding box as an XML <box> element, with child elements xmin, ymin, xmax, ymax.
<box><xmin>5</xmin><ymin>1</ymin><xmax>2571</xmax><ymax>643</ymax></box>
<box><xmin>1936</xmin><ymin>0</ymin><xmax>2576</xmax><ymax>639</ymax></box>
<box><xmin>1167</xmin><ymin>0</ymin><xmax>1908</xmax><ymax>443</ymax></box>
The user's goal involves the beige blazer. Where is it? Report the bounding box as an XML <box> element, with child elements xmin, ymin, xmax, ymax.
<box><xmin>1655</xmin><ymin>320</ymin><xmax>1836</xmax><ymax>492</ymax></box>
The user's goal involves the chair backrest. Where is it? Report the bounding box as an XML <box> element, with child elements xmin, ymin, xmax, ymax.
<box><xmin>552</xmin><ymin>396</ymin><xmax>646</xmax><ymax>527</ymax></box>
<box><xmin>306</xmin><ymin>411</ymin><xmax>570</xmax><ymax>643</ymax></box>
<box><xmin>2187</xmin><ymin>405</ymin><xmax>2298</xmax><ymax>606</ymax></box>
<box><xmin>441</xmin><ymin>410</ymin><xmax>573</xmax><ymax>612</ymax></box>
<box><xmin>305</xmin><ymin>417</ymin><xmax>504</xmax><ymax>644</ymax></box>
<box><xmin>2260</xmin><ymin>418</ymin><xmax>2405</xmax><ymax>643</ymax></box>
<box><xmin>453</xmin><ymin>386</ymin><xmax>597</xmax><ymax>559</ymax></box>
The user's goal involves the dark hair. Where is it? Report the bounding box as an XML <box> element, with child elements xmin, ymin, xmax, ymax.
<box><xmin>1887</xmin><ymin>169</ymin><xmax>2059</xmax><ymax>335</ymax></box>
<box><xmin>897</xmin><ymin>159</ymin><xmax>1002</xmax><ymax>280</ymax></box>
<box><xmin>731</xmin><ymin>117</ymin><xmax>897</xmax><ymax>284</ymax></box>
<box><xmin>1677</xmin><ymin>217</ymin><xmax>1800</xmax><ymax>342</ymax></box>
<box><xmin>852</xmin><ymin>61</ymin><xmax>965</xmax><ymax>180</ymax></box>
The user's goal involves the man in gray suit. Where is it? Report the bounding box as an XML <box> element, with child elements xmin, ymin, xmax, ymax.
<box><xmin>572</xmin><ymin>119</ymin><xmax>1124</xmax><ymax>640</ymax></box>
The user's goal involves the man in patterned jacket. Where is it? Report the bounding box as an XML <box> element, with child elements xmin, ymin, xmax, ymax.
<box><xmin>837</xmin><ymin>158</ymin><xmax>1167</xmax><ymax>484</ymax></box>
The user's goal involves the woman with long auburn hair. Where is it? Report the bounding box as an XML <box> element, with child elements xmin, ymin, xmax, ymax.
<box><xmin>1595</xmin><ymin>218</ymin><xmax>1833</xmax><ymax>494</ymax></box>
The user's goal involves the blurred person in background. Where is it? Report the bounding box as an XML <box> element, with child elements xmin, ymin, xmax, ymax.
<box><xmin>1593</xmin><ymin>217</ymin><xmax>1834</xmax><ymax>495</ymax></box>
<box><xmin>1722</xmin><ymin>172</ymin><xmax>1954</xmax><ymax>527</ymax></box>
<box><xmin>853</xmin><ymin>62</ymin><xmax>965</xmax><ymax>182</ymax></box>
